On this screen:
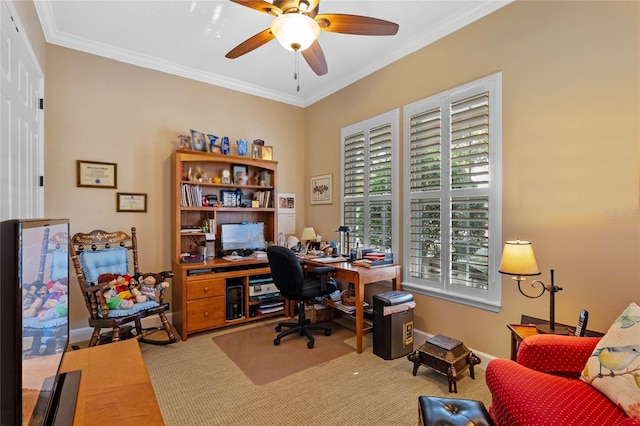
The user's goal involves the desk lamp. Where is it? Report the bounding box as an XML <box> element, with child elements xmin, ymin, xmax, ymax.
<box><xmin>300</xmin><ymin>227</ymin><xmax>317</xmax><ymax>247</ymax></box>
<box><xmin>498</xmin><ymin>240</ymin><xmax>569</xmax><ymax>335</ymax></box>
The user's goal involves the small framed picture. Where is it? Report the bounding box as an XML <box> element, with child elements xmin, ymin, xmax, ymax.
<box><xmin>220</xmin><ymin>190</ymin><xmax>238</xmax><ymax>207</ymax></box>
<box><xmin>190</xmin><ymin>129</ymin><xmax>207</xmax><ymax>152</ymax></box>
<box><xmin>117</xmin><ymin>193</ymin><xmax>147</xmax><ymax>212</ymax></box>
<box><xmin>209</xmin><ymin>144</ymin><xmax>222</xmax><ymax>154</ymax></box>
<box><xmin>310</xmin><ymin>173</ymin><xmax>332</xmax><ymax>205</ymax></box>
<box><xmin>232</xmin><ymin>164</ymin><xmax>249</xmax><ymax>185</ymax></box>
<box><xmin>259</xmin><ymin>145</ymin><xmax>273</xmax><ymax>160</ymax></box>
<box><xmin>77</xmin><ymin>160</ymin><xmax>117</xmax><ymax>188</ymax></box>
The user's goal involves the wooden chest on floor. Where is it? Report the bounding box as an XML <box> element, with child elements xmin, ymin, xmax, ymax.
<box><xmin>408</xmin><ymin>334</ymin><xmax>480</xmax><ymax>393</ymax></box>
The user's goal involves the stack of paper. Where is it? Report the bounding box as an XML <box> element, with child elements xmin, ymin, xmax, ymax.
<box><xmin>257</xmin><ymin>300</ymin><xmax>284</xmax><ymax>315</ymax></box>
<box><xmin>333</xmin><ymin>301</ymin><xmax>368</xmax><ymax>315</ymax></box>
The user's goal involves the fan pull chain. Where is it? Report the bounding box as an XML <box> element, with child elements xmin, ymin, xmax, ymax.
<box><xmin>294</xmin><ymin>51</ymin><xmax>300</xmax><ymax>92</ymax></box>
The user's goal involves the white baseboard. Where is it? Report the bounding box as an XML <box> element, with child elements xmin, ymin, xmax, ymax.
<box><xmin>70</xmin><ymin>312</ymin><xmax>174</xmax><ymax>344</ymax></box>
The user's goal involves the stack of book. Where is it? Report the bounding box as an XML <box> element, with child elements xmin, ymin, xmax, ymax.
<box><xmin>252</xmin><ymin>190</ymin><xmax>272</xmax><ymax>208</ymax></box>
<box><xmin>180</xmin><ymin>226</ymin><xmax>201</xmax><ymax>234</ymax></box>
<box><xmin>353</xmin><ymin>251</ymin><xmax>394</xmax><ymax>268</ymax></box>
<box><xmin>180</xmin><ymin>183</ymin><xmax>203</xmax><ymax>207</ymax></box>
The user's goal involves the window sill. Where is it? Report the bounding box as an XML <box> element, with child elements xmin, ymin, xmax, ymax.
<box><xmin>402</xmin><ymin>281</ymin><xmax>501</xmax><ymax>313</ymax></box>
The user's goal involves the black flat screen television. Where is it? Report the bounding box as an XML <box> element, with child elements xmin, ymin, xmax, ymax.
<box><xmin>220</xmin><ymin>222</ymin><xmax>266</xmax><ymax>252</ymax></box>
<box><xmin>0</xmin><ymin>218</ymin><xmax>79</xmax><ymax>425</ymax></box>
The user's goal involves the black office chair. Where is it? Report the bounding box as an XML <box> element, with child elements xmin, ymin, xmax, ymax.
<box><xmin>267</xmin><ymin>246</ymin><xmax>335</xmax><ymax>349</ymax></box>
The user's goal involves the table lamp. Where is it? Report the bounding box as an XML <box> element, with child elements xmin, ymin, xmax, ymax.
<box><xmin>300</xmin><ymin>227</ymin><xmax>317</xmax><ymax>245</ymax></box>
<box><xmin>498</xmin><ymin>240</ymin><xmax>569</xmax><ymax>335</ymax></box>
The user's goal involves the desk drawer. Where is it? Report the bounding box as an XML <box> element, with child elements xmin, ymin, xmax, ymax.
<box><xmin>186</xmin><ymin>277</ymin><xmax>226</xmax><ymax>300</ymax></box>
<box><xmin>187</xmin><ymin>297</ymin><xmax>225</xmax><ymax>331</ymax></box>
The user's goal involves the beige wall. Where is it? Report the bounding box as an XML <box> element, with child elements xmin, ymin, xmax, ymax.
<box><xmin>44</xmin><ymin>46</ymin><xmax>307</xmax><ymax>332</ymax></box>
<box><xmin>305</xmin><ymin>0</ymin><xmax>639</xmax><ymax>358</ymax></box>
<box><xmin>14</xmin><ymin>0</ymin><xmax>638</xmax><ymax>357</ymax></box>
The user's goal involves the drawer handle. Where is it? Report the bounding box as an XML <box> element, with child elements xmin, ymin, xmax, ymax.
<box><xmin>203</xmin><ymin>287</ymin><xmax>209</xmax><ymax>293</ymax></box>
<box><xmin>204</xmin><ymin>311</ymin><xmax>209</xmax><ymax>317</ymax></box>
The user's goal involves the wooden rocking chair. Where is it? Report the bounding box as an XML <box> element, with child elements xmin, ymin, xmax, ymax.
<box><xmin>70</xmin><ymin>227</ymin><xmax>177</xmax><ymax>347</ymax></box>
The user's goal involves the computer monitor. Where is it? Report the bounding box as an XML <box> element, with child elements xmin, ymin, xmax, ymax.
<box><xmin>220</xmin><ymin>222</ymin><xmax>266</xmax><ymax>252</ymax></box>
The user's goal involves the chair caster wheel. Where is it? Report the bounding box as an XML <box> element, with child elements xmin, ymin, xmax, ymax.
<box><xmin>275</xmin><ymin>325</ymin><xmax>282</xmax><ymax>332</ymax></box>
<box><xmin>324</xmin><ymin>329</ymin><xmax>331</xmax><ymax>336</ymax></box>
<box><xmin>307</xmin><ymin>341</ymin><xmax>314</xmax><ymax>349</ymax></box>
<box><xmin>274</xmin><ymin>338</ymin><xmax>280</xmax><ymax>346</ymax></box>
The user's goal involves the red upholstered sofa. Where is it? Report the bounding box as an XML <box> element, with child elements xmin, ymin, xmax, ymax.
<box><xmin>485</xmin><ymin>334</ymin><xmax>640</xmax><ymax>426</ymax></box>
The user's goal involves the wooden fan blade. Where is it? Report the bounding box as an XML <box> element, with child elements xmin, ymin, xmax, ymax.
<box><xmin>315</xmin><ymin>14</ymin><xmax>399</xmax><ymax>36</ymax></box>
<box><xmin>229</xmin><ymin>0</ymin><xmax>282</xmax><ymax>16</ymax></box>
<box><xmin>301</xmin><ymin>40</ymin><xmax>328</xmax><ymax>76</ymax></box>
<box><xmin>225</xmin><ymin>28</ymin><xmax>275</xmax><ymax>59</ymax></box>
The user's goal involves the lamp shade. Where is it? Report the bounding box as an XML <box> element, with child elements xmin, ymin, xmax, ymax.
<box><xmin>499</xmin><ymin>240</ymin><xmax>541</xmax><ymax>276</ymax></box>
<box><xmin>270</xmin><ymin>14</ymin><xmax>320</xmax><ymax>52</ymax></box>
<box><xmin>300</xmin><ymin>227</ymin><xmax>317</xmax><ymax>242</ymax></box>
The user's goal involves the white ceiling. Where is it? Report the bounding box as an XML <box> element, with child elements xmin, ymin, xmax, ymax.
<box><xmin>34</xmin><ymin>0</ymin><xmax>512</xmax><ymax>107</ymax></box>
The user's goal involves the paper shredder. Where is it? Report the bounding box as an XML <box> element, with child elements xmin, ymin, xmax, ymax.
<box><xmin>373</xmin><ymin>290</ymin><xmax>415</xmax><ymax>360</ymax></box>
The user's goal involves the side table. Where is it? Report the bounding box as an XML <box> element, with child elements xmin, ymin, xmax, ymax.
<box><xmin>508</xmin><ymin>315</ymin><xmax>605</xmax><ymax>361</ymax></box>
<box><xmin>507</xmin><ymin>324</ymin><xmax>539</xmax><ymax>361</ymax></box>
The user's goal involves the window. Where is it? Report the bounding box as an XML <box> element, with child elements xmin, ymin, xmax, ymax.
<box><xmin>402</xmin><ymin>73</ymin><xmax>502</xmax><ymax>312</ymax></box>
<box><xmin>341</xmin><ymin>110</ymin><xmax>399</xmax><ymax>255</ymax></box>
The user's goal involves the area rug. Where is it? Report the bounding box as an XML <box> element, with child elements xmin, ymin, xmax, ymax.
<box><xmin>212</xmin><ymin>321</ymin><xmax>354</xmax><ymax>386</ymax></box>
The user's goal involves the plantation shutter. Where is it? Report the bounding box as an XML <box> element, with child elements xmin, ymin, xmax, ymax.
<box><xmin>406</xmin><ymin>91</ymin><xmax>491</xmax><ymax>290</ymax></box>
<box><xmin>342</xmin><ymin>111</ymin><xmax>397</xmax><ymax>253</ymax></box>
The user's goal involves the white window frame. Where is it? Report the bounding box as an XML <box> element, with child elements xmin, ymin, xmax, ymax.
<box><xmin>341</xmin><ymin>109</ymin><xmax>400</xmax><ymax>257</ymax></box>
<box><xmin>402</xmin><ymin>73</ymin><xmax>502</xmax><ymax>312</ymax></box>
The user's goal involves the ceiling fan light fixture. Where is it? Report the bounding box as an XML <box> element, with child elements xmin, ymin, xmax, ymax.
<box><xmin>270</xmin><ymin>13</ymin><xmax>320</xmax><ymax>52</ymax></box>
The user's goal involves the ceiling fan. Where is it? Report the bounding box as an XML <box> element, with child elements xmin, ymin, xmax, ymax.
<box><xmin>225</xmin><ymin>0</ymin><xmax>399</xmax><ymax>76</ymax></box>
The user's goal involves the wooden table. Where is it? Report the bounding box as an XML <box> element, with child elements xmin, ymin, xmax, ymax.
<box><xmin>507</xmin><ymin>323</ymin><xmax>540</xmax><ymax>361</ymax></box>
<box><xmin>306</xmin><ymin>259</ymin><xmax>402</xmax><ymax>354</ymax></box>
<box><xmin>508</xmin><ymin>315</ymin><xmax>604</xmax><ymax>361</ymax></box>
<box><xmin>60</xmin><ymin>339</ymin><xmax>164</xmax><ymax>425</ymax></box>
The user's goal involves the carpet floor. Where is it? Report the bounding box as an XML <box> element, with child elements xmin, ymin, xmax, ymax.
<box><xmin>212</xmin><ymin>321</ymin><xmax>354</xmax><ymax>385</ymax></box>
<box><xmin>141</xmin><ymin>319</ymin><xmax>493</xmax><ymax>425</ymax></box>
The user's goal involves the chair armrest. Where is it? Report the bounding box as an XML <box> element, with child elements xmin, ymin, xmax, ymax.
<box><xmin>158</xmin><ymin>270</ymin><xmax>174</xmax><ymax>280</ymax></box>
<box><xmin>306</xmin><ymin>266</ymin><xmax>336</xmax><ymax>293</ymax></box>
<box><xmin>307</xmin><ymin>266</ymin><xmax>336</xmax><ymax>276</ymax></box>
<box><xmin>517</xmin><ymin>334</ymin><xmax>601</xmax><ymax>378</ymax></box>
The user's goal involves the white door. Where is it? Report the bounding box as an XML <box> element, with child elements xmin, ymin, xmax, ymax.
<box><xmin>0</xmin><ymin>1</ymin><xmax>44</xmax><ymax>221</ymax></box>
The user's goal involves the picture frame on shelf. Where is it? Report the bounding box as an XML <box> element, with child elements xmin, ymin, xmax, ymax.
<box><xmin>190</xmin><ymin>129</ymin><xmax>207</xmax><ymax>152</ymax></box>
<box><xmin>259</xmin><ymin>145</ymin><xmax>273</xmax><ymax>160</ymax></box>
<box><xmin>220</xmin><ymin>190</ymin><xmax>238</xmax><ymax>207</ymax></box>
<box><xmin>77</xmin><ymin>160</ymin><xmax>117</xmax><ymax>188</ymax></box>
<box><xmin>310</xmin><ymin>173</ymin><xmax>332</xmax><ymax>205</ymax></box>
<box><xmin>232</xmin><ymin>164</ymin><xmax>249</xmax><ymax>185</ymax></box>
<box><xmin>116</xmin><ymin>192</ymin><xmax>147</xmax><ymax>212</ymax></box>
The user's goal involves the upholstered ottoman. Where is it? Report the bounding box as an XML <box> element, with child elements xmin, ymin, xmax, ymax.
<box><xmin>418</xmin><ymin>396</ymin><xmax>494</xmax><ymax>426</ymax></box>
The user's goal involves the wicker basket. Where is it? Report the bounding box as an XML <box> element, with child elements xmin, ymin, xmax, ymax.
<box><xmin>341</xmin><ymin>290</ymin><xmax>356</xmax><ymax>306</ymax></box>
<box><xmin>304</xmin><ymin>304</ymin><xmax>340</xmax><ymax>323</ymax></box>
